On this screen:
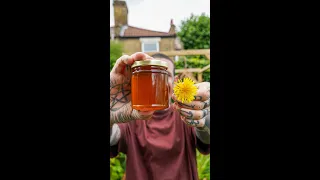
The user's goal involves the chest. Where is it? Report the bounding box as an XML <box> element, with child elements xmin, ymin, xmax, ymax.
<box><xmin>134</xmin><ymin>117</ymin><xmax>188</xmax><ymax>157</ymax></box>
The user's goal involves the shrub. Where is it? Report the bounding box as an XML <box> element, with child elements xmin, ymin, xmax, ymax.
<box><xmin>110</xmin><ymin>153</ymin><xmax>126</xmax><ymax>180</ymax></box>
<box><xmin>177</xmin><ymin>13</ymin><xmax>210</xmax><ymax>50</ymax></box>
<box><xmin>197</xmin><ymin>150</ymin><xmax>211</xmax><ymax>180</ymax></box>
<box><xmin>174</xmin><ymin>56</ymin><xmax>210</xmax><ymax>82</ymax></box>
<box><xmin>110</xmin><ymin>41</ymin><xmax>123</xmax><ymax>72</ymax></box>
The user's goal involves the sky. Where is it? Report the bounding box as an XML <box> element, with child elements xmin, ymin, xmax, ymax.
<box><xmin>110</xmin><ymin>0</ymin><xmax>210</xmax><ymax>32</ymax></box>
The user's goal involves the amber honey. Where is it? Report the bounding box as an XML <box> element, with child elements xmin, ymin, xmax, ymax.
<box><xmin>131</xmin><ymin>60</ymin><xmax>169</xmax><ymax>111</ymax></box>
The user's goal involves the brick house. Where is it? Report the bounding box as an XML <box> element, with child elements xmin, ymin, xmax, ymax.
<box><xmin>110</xmin><ymin>0</ymin><xmax>182</xmax><ymax>55</ymax></box>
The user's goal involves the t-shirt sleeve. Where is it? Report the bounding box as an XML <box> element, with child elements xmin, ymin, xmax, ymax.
<box><xmin>192</xmin><ymin>128</ymin><xmax>210</xmax><ymax>155</ymax></box>
<box><xmin>110</xmin><ymin>123</ymin><xmax>130</xmax><ymax>158</ymax></box>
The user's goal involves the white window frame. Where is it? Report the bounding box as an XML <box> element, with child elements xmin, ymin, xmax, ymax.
<box><xmin>140</xmin><ymin>38</ymin><xmax>161</xmax><ymax>52</ymax></box>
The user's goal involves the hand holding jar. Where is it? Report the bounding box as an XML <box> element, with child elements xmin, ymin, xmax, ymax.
<box><xmin>110</xmin><ymin>52</ymin><xmax>171</xmax><ymax>126</ymax></box>
<box><xmin>110</xmin><ymin>52</ymin><xmax>157</xmax><ymax>125</ymax></box>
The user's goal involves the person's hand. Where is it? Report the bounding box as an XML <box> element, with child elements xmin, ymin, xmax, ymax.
<box><xmin>172</xmin><ymin>80</ymin><xmax>210</xmax><ymax>128</ymax></box>
<box><xmin>110</xmin><ymin>52</ymin><xmax>155</xmax><ymax>126</ymax></box>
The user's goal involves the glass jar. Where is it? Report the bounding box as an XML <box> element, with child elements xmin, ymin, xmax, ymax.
<box><xmin>131</xmin><ymin>60</ymin><xmax>169</xmax><ymax>111</ymax></box>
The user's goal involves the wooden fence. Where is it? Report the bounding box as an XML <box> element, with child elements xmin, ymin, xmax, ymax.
<box><xmin>146</xmin><ymin>49</ymin><xmax>210</xmax><ymax>83</ymax></box>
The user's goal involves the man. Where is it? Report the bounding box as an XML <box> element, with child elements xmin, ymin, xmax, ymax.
<box><xmin>110</xmin><ymin>52</ymin><xmax>210</xmax><ymax>180</ymax></box>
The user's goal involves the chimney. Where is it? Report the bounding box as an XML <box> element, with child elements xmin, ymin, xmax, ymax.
<box><xmin>169</xmin><ymin>19</ymin><xmax>176</xmax><ymax>35</ymax></box>
<box><xmin>113</xmin><ymin>0</ymin><xmax>128</xmax><ymax>28</ymax></box>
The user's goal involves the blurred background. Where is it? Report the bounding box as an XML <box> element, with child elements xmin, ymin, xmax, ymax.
<box><xmin>110</xmin><ymin>0</ymin><xmax>210</xmax><ymax>179</ymax></box>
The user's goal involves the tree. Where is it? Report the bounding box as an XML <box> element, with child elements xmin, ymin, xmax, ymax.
<box><xmin>110</xmin><ymin>41</ymin><xmax>124</xmax><ymax>72</ymax></box>
<box><xmin>177</xmin><ymin>13</ymin><xmax>210</xmax><ymax>50</ymax></box>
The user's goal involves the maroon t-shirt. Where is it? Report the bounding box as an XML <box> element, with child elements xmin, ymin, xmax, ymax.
<box><xmin>110</xmin><ymin>106</ymin><xmax>210</xmax><ymax>180</ymax></box>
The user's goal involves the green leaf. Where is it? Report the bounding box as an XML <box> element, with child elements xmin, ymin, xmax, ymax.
<box><xmin>110</xmin><ymin>41</ymin><xmax>124</xmax><ymax>72</ymax></box>
<box><xmin>177</xmin><ymin>14</ymin><xmax>210</xmax><ymax>50</ymax></box>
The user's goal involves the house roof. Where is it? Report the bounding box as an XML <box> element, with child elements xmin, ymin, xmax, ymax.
<box><xmin>110</xmin><ymin>25</ymin><xmax>175</xmax><ymax>38</ymax></box>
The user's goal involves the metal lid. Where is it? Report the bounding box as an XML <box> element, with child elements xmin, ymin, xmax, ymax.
<box><xmin>131</xmin><ymin>59</ymin><xmax>168</xmax><ymax>68</ymax></box>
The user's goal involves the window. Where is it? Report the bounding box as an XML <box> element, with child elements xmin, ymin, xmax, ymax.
<box><xmin>140</xmin><ymin>38</ymin><xmax>160</xmax><ymax>52</ymax></box>
<box><xmin>143</xmin><ymin>43</ymin><xmax>158</xmax><ymax>52</ymax></box>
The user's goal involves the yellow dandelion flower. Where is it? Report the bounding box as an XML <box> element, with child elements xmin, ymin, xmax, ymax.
<box><xmin>173</xmin><ymin>77</ymin><xmax>198</xmax><ymax>103</ymax></box>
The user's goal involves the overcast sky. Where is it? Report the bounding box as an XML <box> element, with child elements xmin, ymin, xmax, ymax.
<box><xmin>110</xmin><ymin>0</ymin><xmax>210</xmax><ymax>32</ymax></box>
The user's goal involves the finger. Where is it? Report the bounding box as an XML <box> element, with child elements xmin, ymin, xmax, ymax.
<box><xmin>132</xmin><ymin>109</ymin><xmax>155</xmax><ymax>120</ymax></box>
<box><xmin>130</xmin><ymin>52</ymin><xmax>153</xmax><ymax>61</ymax></box>
<box><xmin>193</xmin><ymin>82</ymin><xmax>210</xmax><ymax>101</ymax></box>
<box><xmin>175</xmin><ymin>106</ymin><xmax>209</xmax><ymax>120</ymax></box>
<box><xmin>173</xmin><ymin>96</ymin><xmax>210</xmax><ymax>110</ymax></box>
<box><xmin>113</xmin><ymin>55</ymin><xmax>134</xmax><ymax>74</ymax></box>
<box><xmin>113</xmin><ymin>52</ymin><xmax>153</xmax><ymax>74</ymax></box>
<box><xmin>181</xmin><ymin>116</ymin><xmax>205</xmax><ymax>128</ymax></box>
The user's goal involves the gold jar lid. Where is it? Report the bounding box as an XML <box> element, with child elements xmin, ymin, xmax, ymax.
<box><xmin>131</xmin><ymin>59</ymin><xmax>168</xmax><ymax>68</ymax></box>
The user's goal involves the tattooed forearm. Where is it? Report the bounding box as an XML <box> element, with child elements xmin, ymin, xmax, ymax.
<box><xmin>110</xmin><ymin>78</ymin><xmax>134</xmax><ymax>125</ymax></box>
<box><xmin>196</xmin><ymin>114</ymin><xmax>210</xmax><ymax>144</ymax></box>
<box><xmin>110</xmin><ymin>103</ymin><xmax>134</xmax><ymax>125</ymax></box>
<box><xmin>110</xmin><ymin>82</ymin><xmax>131</xmax><ymax>111</ymax></box>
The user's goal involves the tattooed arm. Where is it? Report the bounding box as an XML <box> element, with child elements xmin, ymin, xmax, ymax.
<box><xmin>110</xmin><ymin>78</ymin><xmax>133</xmax><ymax>145</ymax></box>
<box><xmin>110</xmin><ymin>53</ymin><xmax>155</xmax><ymax>145</ymax></box>
<box><xmin>110</xmin><ymin>79</ymin><xmax>134</xmax><ymax>126</ymax></box>
<box><xmin>173</xmin><ymin>82</ymin><xmax>211</xmax><ymax>145</ymax></box>
<box><xmin>110</xmin><ymin>79</ymin><xmax>154</xmax><ymax>129</ymax></box>
<box><xmin>177</xmin><ymin>107</ymin><xmax>210</xmax><ymax>144</ymax></box>
<box><xmin>109</xmin><ymin>78</ymin><xmax>137</xmax><ymax>146</ymax></box>
<box><xmin>195</xmin><ymin>114</ymin><xmax>210</xmax><ymax>144</ymax></box>
<box><xmin>109</xmin><ymin>79</ymin><xmax>154</xmax><ymax>146</ymax></box>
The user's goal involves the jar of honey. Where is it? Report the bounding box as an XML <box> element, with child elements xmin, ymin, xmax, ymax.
<box><xmin>131</xmin><ymin>60</ymin><xmax>169</xmax><ymax>111</ymax></box>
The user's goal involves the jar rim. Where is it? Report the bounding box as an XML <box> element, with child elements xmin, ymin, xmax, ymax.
<box><xmin>131</xmin><ymin>59</ymin><xmax>168</xmax><ymax>68</ymax></box>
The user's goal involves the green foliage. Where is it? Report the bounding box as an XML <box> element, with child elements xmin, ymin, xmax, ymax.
<box><xmin>110</xmin><ymin>41</ymin><xmax>123</xmax><ymax>72</ymax></box>
<box><xmin>197</xmin><ymin>149</ymin><xmax>211</xmax><ymax>180</ymax></box>
<box><xmin>110</xmin><ymin>153</ymin><xmax>126</xmax><ymax>180</ymax></box>
<box><xmin>110</xmin><ymin>151</ymin><xmax>210</xmax><ymax>180</ymax></box>
<box><xmin>174</xmin><ymin>56</ymin><xmax>210</xmax><ymax>82</ymax></box>
<box><xmin>177</xmin><ymin>13</ymin><xmax>210</xmax><ymax>50</ymax></box>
